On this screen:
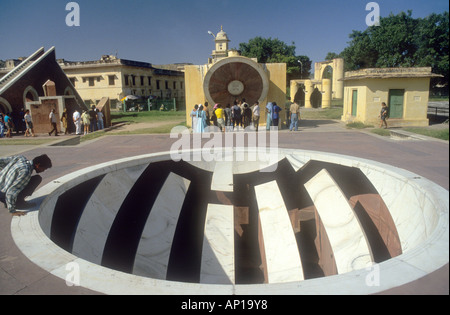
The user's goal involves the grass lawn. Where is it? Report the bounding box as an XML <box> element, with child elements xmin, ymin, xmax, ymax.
<box><xmin>370</xmin><ymin>128</ymin><xmax>392</xmax><ymax>137</ymax></box>
<box><xmin>403</xmin><ymin>127</ymin><xmax>449</xmax><ymax>141</ymax></box>
<box><xmin>0</xmin><ymin>111</ymin><xmax>187</xmax><ymax>145</ymax></box>
<box><xmin>0</xmin><ymin>138</ymin><xmax>57</xmax><ymax>146</ymax></box>
<box><xmin>323</xmin><ymin>106</ymin><xmax>449</xmax><ymax>141</ymax></box>
<box><xmin>110</xmin><ymin>122</ymin><xmax>187</xmax><ymax>135</ymax></box>
<box><xmin>111</xmin><ymin>110</ymin><xmax>185</xmax><ymax>125</ymax></box>
<box><xmin>300</xmin><ymin>106</ymin><xmax>343</xmax><ymax>120</ymax></box>
<box><xmin>429</xmin><ymin>97</ymin><xmax>449</xmax><ymax>102</ymax></box>
<box><xmin>345</xmin><ymin>122</ymin><xmax>449</xmax><ymax>141</ymax></box>
<box><xmin>79</xmin><ymin>110</ymin><xmax>187</xmax><ymax>141</ymax></box>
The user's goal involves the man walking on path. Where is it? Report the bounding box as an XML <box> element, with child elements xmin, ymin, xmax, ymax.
<box><xmin>49</xmin><ymin>109</ymin><xmax>59</xmax><ymax>136</ymax></box>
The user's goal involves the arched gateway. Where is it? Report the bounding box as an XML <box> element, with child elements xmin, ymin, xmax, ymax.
<box><xmin>290</xmin><ymin>58</ymin><xmax>344</xmax><ymax>109</ymax></box>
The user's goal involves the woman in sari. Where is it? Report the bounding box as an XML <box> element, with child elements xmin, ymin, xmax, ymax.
<box><xmin>265</xmin><ymin>102</ymin><xmax>273</xmax><ymax>130</ymax></box>
<box><xmin>196</xmin><ymin>105</ymin><xmax>207</xmax><ymax>133</ymax></box>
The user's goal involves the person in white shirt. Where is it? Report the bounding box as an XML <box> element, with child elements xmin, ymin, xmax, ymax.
<box><xmin>73</xmin><ymin>109</ymin><xmax>81</xmax><ymax>135</ymax></box>
<box><xmin>24</xmin><ymin>110</ymin><xmax>35</xmax><ymax>137</ymax></box>
<box><xmin>48</xmin><ymin>109</ymin><xmax>58</xmax><ymax>136</ymax></box>
<box><xmin>252</xmin><ymin>102</ymin><xmax>260</xmax><ymax>131</ymax></box>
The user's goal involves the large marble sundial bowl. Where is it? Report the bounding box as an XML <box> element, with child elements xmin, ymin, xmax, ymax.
<box><xmin>11</xmin><ymin>148</ymin><xmax>448</xmax><ymax>294</ymax></box>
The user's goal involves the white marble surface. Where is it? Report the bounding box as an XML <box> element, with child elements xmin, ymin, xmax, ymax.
<box><xmin>305</xmin><ymin>169</ymin><xmax>373</xmax><ymax>273</ymax></box>
<box><xmin>133</xmin><ymin>172</ymin><xmax>190</xmax><ymax>279</ymax></box>
<box><xmin>255</xmin><ymin>180</ymin><xmax>304</xmax><ymax>283</ymax></box>
<box><xmin>186</xmin><ymin>148</ymin><xmax>285</xmax><ymax>175</ymax></box>
<box><xmin>358</xmin><ymin>163</ymin><xmax>441</xmax><ymax>252</ymax></box>
<box><xmin>211</xmin><ymin>161</ymin><xmax>233</xmax><ymax>192</ymax></box>
<box><xmin>72</xmin><ymin>165</ymin><xmax>147</xmax><ymax>264</ymax></box>
<box><xmin>285</xmin><ymin>154</ymin><xmax>310</xmax><ymax>172</ymax></box>
<box><xmin>200</xmin><ymin>204</ymin><xmax>235</xmax><ymax>284</ymax></box>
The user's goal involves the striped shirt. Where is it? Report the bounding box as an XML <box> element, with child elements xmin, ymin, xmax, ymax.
<box><xmin>0</xmin><ymin>155</ymin><xmax>34</xmax><ymax>212</ymax></box>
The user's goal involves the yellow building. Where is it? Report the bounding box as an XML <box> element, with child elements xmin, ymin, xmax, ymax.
<box><xmin>185</xmin><ymin>27</ymin><xmax>286</xmax><ymax>127</ymax></box>
<box><xmin>58</xmin><ymin>55</ymin><xmax>185</xmax><ymax>109</ymax></box>
<box><xmin>341</xmin><ymin>67</ymin><xmax>442</xmax><ymax>127</ymax></box>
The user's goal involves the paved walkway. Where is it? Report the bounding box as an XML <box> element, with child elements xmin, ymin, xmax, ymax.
<box><xmin>0</xmin><ymin>120</ymin><xmax>448</xmax><ymax>295</ymax></box>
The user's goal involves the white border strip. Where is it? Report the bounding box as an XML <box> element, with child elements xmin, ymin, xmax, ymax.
<box><xmin>0</xmin><ymin>47</ymin><xmax>47</xmax><ymax>93</ymax></box>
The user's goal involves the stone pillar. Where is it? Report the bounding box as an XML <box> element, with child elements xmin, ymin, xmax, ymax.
<box><xmin>43</xmin><ymin>80</ymin><xmax>57</xmax><ymax>97</ymax></box>
<box><xmin>314</xmin><ymin>63</ymin><xmax>322</xmax><ymax>81</ymax></box>
<box><xmin>322</xmin><ymin>79</ymin><xmax>332</xmax><ymax>108</ymax></box>
<box><xmin>304</xmin><ymin>80</ymin><xmax>314</xmax><ymax>109</ymax></box>
<box><xmin>97</xmin><ymin>97</ymin><xmax>111</xmax><ymax>128</ymax></box>
<box><xmin>290</xmin><ymin>80</ymin><xmax>299</xmax><ymax>104</ymax></box>
<box><xmin>333</xmin><ymin>58</ymin><xmax>344</xmax><ymax>99</ymax></box>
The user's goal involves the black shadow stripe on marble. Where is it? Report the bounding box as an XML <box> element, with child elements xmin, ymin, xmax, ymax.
<box><xmin>166</xmin><ymin>161</ymin><xmax>214</xmax><ymax>283</ymax></box>
<box><xmin>101</xmin><ymin>161</ymin><xmax>173</xmax><ymax>274</ymax></box>
<box><xmin>50</xmin><ymin>175</ymin><xmax>106</xmax><ymax>253</ymax></box>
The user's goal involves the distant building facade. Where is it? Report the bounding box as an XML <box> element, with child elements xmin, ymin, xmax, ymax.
<box><xmin>58</xmin><ymin>55</ymin><xmax>186</xmax><ymax>110</ymax></box>
<box><xmin>341</xmin><ymin>67</ymin><xmax>442</xmax><ymax>127</ymax></box>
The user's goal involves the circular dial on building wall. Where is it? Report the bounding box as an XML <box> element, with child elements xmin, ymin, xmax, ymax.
<box><xmin>203</xmin><ymin>57</ymin><xmax>269</xmax><ymax>106</ymax></box>
<box><xmin>227</xmin><ymin>80</ymin><xmax>245</xmax><ymax>96</ymax></box>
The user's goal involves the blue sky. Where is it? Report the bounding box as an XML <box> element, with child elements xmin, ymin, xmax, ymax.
<box><xmin>0</xmin><ymin>0</ymin><xmax>448</xmax><ymax>68</ymax></box>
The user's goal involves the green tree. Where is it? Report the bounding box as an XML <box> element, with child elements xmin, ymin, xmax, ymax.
<box><xmin>296</xmin><ymin>55</ymin><xmax>312</xmax><ymax>79</ymax></box>
<box><xmin>238</xmin><ymin>37</ymin><xmax>311</xmax><ymax>80</ymax></box>
<box><xmin>414</xmin><ymin>12</ymin><xmax>449</xmax><ymax>85</ymax></box>
<box><xmin>338</xmin><ymin>11</ymin><xmax>449</xmax><ymax>86</ymax></box>
<box><xmin>324</xmin><ymin>52</ymin><xmax>340</xmax><ymax>61</ymax></box>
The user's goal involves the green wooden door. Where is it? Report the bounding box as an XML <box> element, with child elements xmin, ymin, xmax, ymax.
<box><xmin>351</xmin><ymin>90</ymin><xmax>358</xmax><ymax>116</ymax></box>
<box><xmin>389</xmin><ymin>89</ymin><xmax>404</xmax><ymax>118</ymax></box>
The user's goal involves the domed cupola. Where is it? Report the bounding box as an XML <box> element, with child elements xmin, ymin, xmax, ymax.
<box><xmin>210</xmin><ymin>26</ymin><xmax>230</xmax><ymax>62</ymax></box>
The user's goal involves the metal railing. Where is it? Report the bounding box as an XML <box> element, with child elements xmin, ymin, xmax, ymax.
<box><xmin>122</xmin><ymin>98</ymin><xmax>185</xmax><ymax>112</ymax></box>
<box><xmin>428</xmin><ymin>106</ymin><xmax>449</xmax><ymax>117</ymax></box>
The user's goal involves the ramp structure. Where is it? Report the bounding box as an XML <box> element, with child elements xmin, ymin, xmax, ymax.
<box><xmin>0</xmin><ymin>47</ymin><xmax>87</xmax><ymax>133</ymax></box>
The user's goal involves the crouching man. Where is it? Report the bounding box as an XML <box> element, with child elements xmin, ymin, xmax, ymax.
<box><xmin>0</xmin><ymin>154</ymin><xmax>52</xmax><ymax>216</ymax></box>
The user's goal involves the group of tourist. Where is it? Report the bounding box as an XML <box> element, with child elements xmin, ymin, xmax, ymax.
<box><xmin>190</xmin><ymin>98</ymin><xmax>303</xmax><ymax>133</ymax></box>
<box><xmin>0</xmin><ymin>112</ymin><xmax>11</xmax><ymax>138</ymax></box>
<box><xmin>72</xmin><ymin>105</ymin><xmax>105</xmax><ymax>136</ymax></box>
<box><xmin>0</xmin><ymin>109</ymin><xmax>36</xmax><ymax>138</ymax></box>
<box><xmin>0</xmin><ymin>105</ymin><xmax>105</xmax><ymax>138</ymax></box>
<box><xmin>190</xmin><ymin>99</ymin><xmax>262</xmax><ymax>133</ymax></box>
<box><xmin>52</xmin><ymin>106</ymin><xmax>105</xmax><ymax>137</ymax></box>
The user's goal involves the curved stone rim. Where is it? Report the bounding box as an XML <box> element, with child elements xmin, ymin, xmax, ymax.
<box><xmin>203</xmin><ymin>56</ymin><xmax>270</xmax><ymax>106</ymax></box>
<box><xmin>10</xmin><ymin>148</ymin><xmax>449</xmax><ymax>295</ymax></box>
